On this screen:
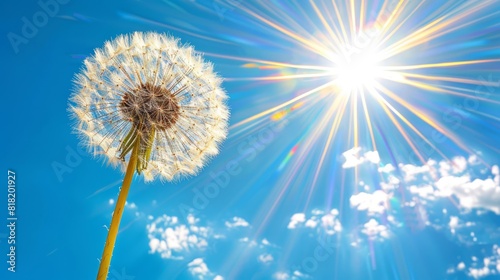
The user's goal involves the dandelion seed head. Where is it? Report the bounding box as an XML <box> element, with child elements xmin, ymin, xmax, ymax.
<box><xmin>70</xmin><ymin>32</ymin><xmax>229</xmax><ymax>181</ymax></box>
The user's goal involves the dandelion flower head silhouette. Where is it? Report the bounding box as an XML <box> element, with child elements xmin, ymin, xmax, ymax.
<box><xmin>70</xmin><ymin>32</ymin><xmax>229</xmax><ymax>181</ymax></box>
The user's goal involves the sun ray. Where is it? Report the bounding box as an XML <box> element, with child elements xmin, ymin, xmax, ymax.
<box><xmin>348</xmin><ymin>0</ymin><xmax>357</xmax><ymax>39</ymax></box>
<box><xmin>331</xmin><ymin>0</ymin><xmax>350</xmax><ymax>48</ymax></box>
<box><xmin>380</xmin><ymin>72</ymin><xmax>500</xmax><ymax>104</ymax></box>
<box><xmin>378</xmin><ymin>2</ymin><xmax>496</xmax><ymax>60</ymax></box>
<box><xmin>307</xmin><ymin>93</ymin><xmax>350</xmax><ymax>209</ymax></box>
<box><xmin>374</xmin><ymin>1</ymin><xmax>425</xmax><ymax>49</ymax></box>
<box><xmin>392</xmin><ymin>72</ymin><xmax>499</xmax><ymax>87</ymax></box>
<box><xmin>239</xmin><ymin>5</ymin><xmax>336</xmax><ymax>62</ymax></box>
<box><xmin>230</xmin><ymin>80</ymin><xmax>339</xmax><ymax>129</ymax></box>
<box><xmin>360</xmin><ymin>90</ymin><xmax>377</xmax><ymax>152</ymax></box>
<box><xmin>309</xmin><ymin>0</ymin><xmax>344</xmax><ymax>53</ymax></box>
<box><xmin>224</xmin><ymin>71</ymin><xmax>334</xmax><ymax>82</ymax></box>
<box><xmin>372</xmin><ymin>82</ymin><xmax>474</xmax><ymax>157</ymax></box>
<box><xmin>371</xmin><ymin>87</ymin><xmax>451</xmax><ymax>164</ymax></box>
<box><xmin>206</xmin><ymin>52</ymin><xmax>335</xmax><ymax>71</ymax></box>
<box><xmin>382</xmin><ymin>59</ymin><xmax>500</xmax><ymax>71</ymax></box>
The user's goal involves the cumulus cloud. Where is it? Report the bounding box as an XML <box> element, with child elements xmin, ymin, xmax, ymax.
<box><xmin>188</xmin><ymin>258</ymin><xmax>209</xmax><ymax>278</ymax></box>
<box><xmin>408</xmin><ymin>162</ymin><xmax>500</xmax><ymax>214</ymax></box>
<box><xmin>342</xmin><ymin>147</ymin><xmax>380</xmax><ymax>168</ymax></box>
<box><xmin>320</xmin><ymin>209</ymin><xmax>342</xmax><ymax>235</ymax></box>
<box><xmin>225</xmin><ymin>216</ymin><xmax>250</xmax><ymax>228</ymax></box>
<box><xmin>350</xmin><ymin>190</ymin><xmax>388</xmax><ymax>215</ymax></box>
<box><xmin>409</xmin><ymin>184</ymin><xmax>435</xmax><ymax>200</ymax></box>
<box><xmin>287</xmin><ymin>209</ymin><xmax>341</xmax><ymax>235</ymax></box>
<box><xmin>258</xmin><ymin>253</ymin><xmax>274</xmax><ymax>264</ymax></box>
<box><xmin>288</xmin><ymin>213</ymin><xmax>306</xmax><ymax>229</ymax></box>
<box><xmin>239</xmin><ymin>237</ymin><xmax>277</xmax><ymax>249</ymax></box>
<box><xmin>443</xmin><ymin>177</ymin><xmax>500</xmax><ymax>214</ymax></box>
<box><xmin>449</xmin><ymin>245</ymin><xmax>500</xmax><ymax>279</ymax></box>
<box><xmin>187</xmin><ymin>258</ymin><xmax>223</xmax><ymax>280</ymax></box>
<box><xmin>361</xmin><ymin>219</ymin><xmax>390</xmax><ymax>241</ymax></box>
<box><xmin>378</xmin><ymin>163</ymin><xmax>395</xmax><ymax>173</ymax></box>
<box><xmin>371</xmin><ymin>155</ymin><xmax>500</xmax><ymax>223</ymax></box>
<box><xmin>147</xmin><ymin>214</ymin><xmax>211</xmax><ymax>260</ymax></box>
<box><xmin>347</xmin><ymin>152</ymin><xmax>500</xmax><ymax>245</ymax></box>
<box><xmin>400</xmin><ymin>163</ymin><xmax>431</xmax><ymax>182</ymax></box>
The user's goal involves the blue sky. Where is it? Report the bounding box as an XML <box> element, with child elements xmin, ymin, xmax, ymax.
<box><xmin>2</xmin><ymin>0</ymin><xmax>500</xmax><ymax>279</ymax></box>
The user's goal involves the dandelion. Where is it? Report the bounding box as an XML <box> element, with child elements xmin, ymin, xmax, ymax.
<box><xmin>69</xmin><ymin>32</ymin><xmax>229</xmax><ymax>279</ymax></box>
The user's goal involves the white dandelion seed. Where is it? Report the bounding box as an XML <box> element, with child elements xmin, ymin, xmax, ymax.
<box><xmin>69</xmin><ymin>32</ymin><xmax>229</xmax><ymax>280</ymax></box>
<box><xmin>70</xmin><ymin>32</ymin><xmax>229</xmax><ymax>181</ymax></box>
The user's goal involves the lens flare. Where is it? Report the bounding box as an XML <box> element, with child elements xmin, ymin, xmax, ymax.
<box><xmin>226</xmin><ymin>0</ymin><xmax>500</xmax><ymax>185</ymax></box>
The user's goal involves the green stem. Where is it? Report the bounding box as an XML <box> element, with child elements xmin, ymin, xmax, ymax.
<box><xmin>96</xmin><ymin>136</ymin><xmax>140</xmax><ymax>280</ymax></box>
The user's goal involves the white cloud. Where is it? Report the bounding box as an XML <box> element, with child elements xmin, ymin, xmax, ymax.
<box><xmin>350</xmin><ymin>190</ymin><xmax>388</xmax><ymax>215</ymax></box>
<box><xmin>273</xmin><ymin>272</ymin><xmax>290</xmax><ymax>280</ymax></box>
<box><xmin>364</xmin><ymin>151</ymin><xmax>381</xmax><ymax>164</ymax></box>
<box><xmin>320</xmin><ymin>209</ymin><xmax>342</xmax><ymax>234</ymax></box>
<box><xmin>401</xmin><ymin>157</ymin><xmax>500</xmax><ymax>215</ymax></box>
<box><xmin>126</xmin><ymin>202</ymin><xmax>137</xmax><ymax>209</ymax></box>
<box><xmin>292</xmin><ymin>270</ymin><xmax>310</xmax><ymax>278</ymax></box>
<box><xmin>342</xmin><ymin>147</ymin><xmax>380</xmax><ymax>168</ymax></box>
<box><xmin>187</xmin><ymin>258</ymin><xmax>222</xmax><ymax>280</ymax></box>
<box><xmin>288</xmin><ymin>209</ymin><xmax>341</xmax><ymax>235</ymax></box>
<box><xmin>361</xmin><ymin>219</ymin><xmax>390</xmax><ymax>241</ymax></box>
<box><xmin>238</xmin><ymin>237</ymin><xmax>276</xmax><ymax>249</ymax></box>
<box><xmin>335</xmin><ymin>147</ymin><xmax>500</xmax><ymax>277</ymax></box>
<box><xmin>450</xmin><ymin>245</ymin><xmax>500</xmax><ymax>279</ymax></box>
<box><xmin>225</xmin><ymin>216</ymin><xmax>250</xmax><ymax>228</ymax></box>
<box><xmin>379</xmin><ymin>163</ymin><xmax>395</xmax><ymax>173</ymax></box>
<box><xmin>258</xmin><ymin>253</ymin><xmax>274</xmax><ymax>264</ymax></box>
<box><xmin>435</xmin><ymin>176</ymin><xmax>500</xmax><ymax>214</ymax></box>
<box><xmin>187</xmin><ymin>214</ymin><xmax>198</xmax><ymax>225</ymax></box>
<box><xmin>147</xmin><ymin>214</ymin><xmax>210</xmax><ymax>260</ymax></box>
<box><xmin>469</xmin><ymin>266</ymin><xmax>491</xmax><ymax>279</ymax></box>
<box><xmin>311</xmin><ymin>209</ymin><xmax>324</xmax><ymax>215</ymax></box>
<box><xmin>188</xmin><ymin>258</ymin><xmax>209</xmax><ymax>278</ymax></box>
<box><xmin>409</xmin><ymin>184</ymin><xmax>435</xmax><ymax>200</ymax></box>
<box><xmin>380</xmin><ymin>175</ymin><xmax>400</xmax><ymax>192</ymax></box>
<box><xmin>449</xmin><ymin>216</ymin><xmax>459</xmax><ymax>234</ymax></box>
<box><xmin>452</xmin><ymin>156</ymin><xmax>468</xmax><ymax>174</ymax></box>
<box><xmin>304</xmin><ymin>218</ymin><xmax>318</xmax><ymax>228</ymax></box>
<box><xmin>493</xmin><ymin>165</ymin><xmax>500</xmax><ymax>185</ymax></box>
<box><xmin>288</xmin><ymin>213</ymin><xmax>306</xmax><ymax>229</ymax></box>
<box><xmin>400</xmin><ymin>163</ymin><xmax>430</xmax><ymax>182</ymax></box>
<box><xmin>342</xmin><ymin>147</ymin><xmax>364</xmax><ymax>168</ymax></box>
<box><xmin>273</xmin><ymin>271</ymin><xmax>309</xmax><ymax>280</ymax></box>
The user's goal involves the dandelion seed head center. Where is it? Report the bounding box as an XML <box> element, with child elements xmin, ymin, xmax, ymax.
<box><xmin>119</xmin><ymin>82</ymin><xmax>180</xmax><ymax>131</ymax></box>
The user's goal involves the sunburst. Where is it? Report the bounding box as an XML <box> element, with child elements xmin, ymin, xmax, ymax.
<box><xmin>228</xmin><ymin>0</ymin><xmax>500</xmax><ymax>184</ymax></box>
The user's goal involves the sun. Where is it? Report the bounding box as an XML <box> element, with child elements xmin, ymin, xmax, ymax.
<box><xmin>229</xmin><ymin>1</ymin><xmax>500</xmax><ymax>178</ymax></box>
<box><xmin>334</xmin><ymin>48</ymin><xmax>382</xmax><ymax>94</ymax></box>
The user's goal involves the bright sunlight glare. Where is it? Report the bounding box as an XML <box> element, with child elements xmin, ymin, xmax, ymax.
<box><xmin>335</xmin><ymin>49</ymin><xmax>381</xmax><ymax>93</ymax></box>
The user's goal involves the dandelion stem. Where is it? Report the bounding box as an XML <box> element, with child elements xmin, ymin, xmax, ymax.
<box><xmin>97</xmin><ymin>135</ymin><xmax>140</xmax><ymax>280</ymax></box>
